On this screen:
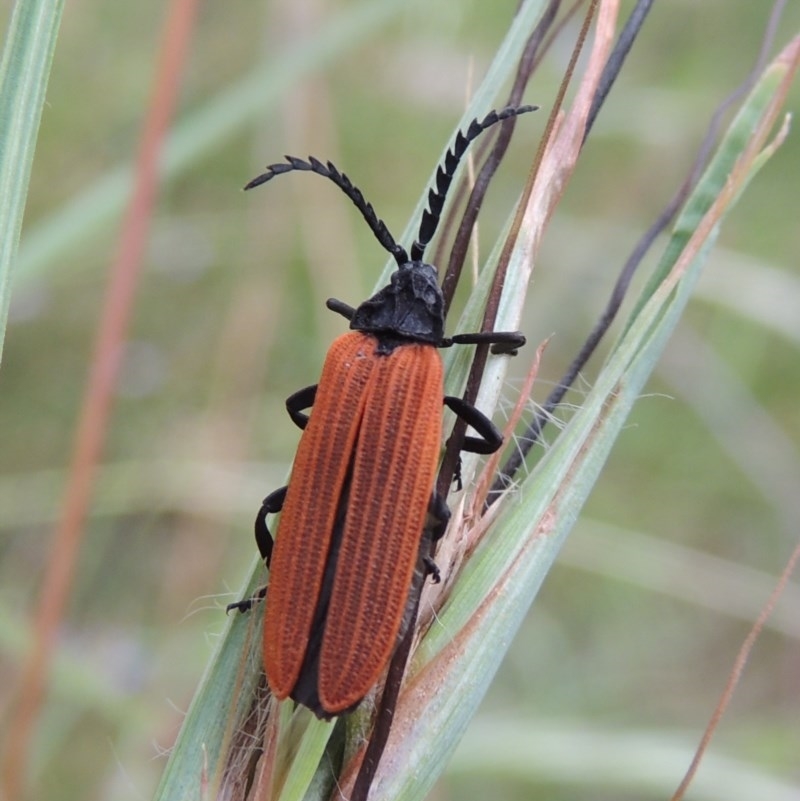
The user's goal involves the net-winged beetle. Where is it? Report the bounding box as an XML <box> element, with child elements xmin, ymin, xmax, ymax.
<box><xmin>229</xmin><ymin>105</ymin><xmax>536</xmax><ymax>719</ymax></box>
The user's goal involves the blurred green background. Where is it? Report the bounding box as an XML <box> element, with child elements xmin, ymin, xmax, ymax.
<box><xmin>1</xmin><ymin>1</ymin><xmax>798</xmax><ymax>799</ymax></box>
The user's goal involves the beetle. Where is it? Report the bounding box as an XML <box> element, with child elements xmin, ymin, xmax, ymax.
<box><xmin>229</xmin><ymin>105</ymin><xmax>537</xmax><ymax>719</ymax></box>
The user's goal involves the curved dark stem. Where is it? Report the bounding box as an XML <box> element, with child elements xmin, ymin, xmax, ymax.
<box><xmin>245</xmin><ymin>155</ymin><xmax>409</xmax><ymax>267</ymax></box>
<box><xmin>491</xmin><ymin>0</ymin><xmax>787</xmax><ymax>498</ymax></box>
<box><xmin>584</xmin><ymin>0</ymin><xmax>657</xmax><ymax>142</ymax></box>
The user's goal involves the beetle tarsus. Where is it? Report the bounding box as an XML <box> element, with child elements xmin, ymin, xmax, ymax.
<box><xmin>226</xmin><ymin>584</ymin><xmax>267</xmax><ymax>615</ymax></box>
<box><xmin>452</xmin><ymin>455</ymin><xmax>464</xmax><ymax>492</ymax></box>
<box><xmin>422</xmin><ymin>555</ymin><xmax>441</xmax><ymax>584</ymax></box>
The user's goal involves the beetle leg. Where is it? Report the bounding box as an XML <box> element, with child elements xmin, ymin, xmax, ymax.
<box><xmin>443</xmin><ymin>395</ymin><xmax>503</xmax><ymax>455</ymax></box>
<box><xmin>255</xmin><ymin>486</ymin><xmax>287</xmax><ymax>565</ymax></box>
<box><xmin>419</xmin><ymin>493</ymin><xmax>450</xmax><ymax>584</ymax></box>
<box><xmin>422</xmin><ymin>556</ymin><xmax>441</xmax><ymax>584</ymax></box>
<box><xmin>226</xmin><ymin>585</ymin><xmax>266</xmax><ymax>614</ymax></box>
<box><xmin>453</xmin><ymin>455</ymin><xmax>464</xmax><ymax>492</ymax></box>
<box><xmin>286</xmin><ymin>385</ymin><xmax>317</xmax><ymax>429</ymax></box>
<box><xmin>442</xmin><ymin>330</ymin><xmax>526</xmax><ymax>356</ymax></box>
<box><xmin>228</xmin><ymin>486</ymin><xmax>287</xmax><ymax>615</ymax></box>
<box><xmin>428</xmin><ymin>492</ymin><xmax>451</xmax><ymax>541</ymax></box>
<box><xmin>326</xmin><ymin>297</ymin><xmax>356</xmax><ymax>321</ymax></box>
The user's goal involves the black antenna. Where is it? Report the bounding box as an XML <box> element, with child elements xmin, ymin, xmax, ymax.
<box><xmin>409</xmin><ymin>104</ymin><xmax>538</xmax><ymax>262</ymax></box>
<box><xmin>245</xmin><ymin>105</ymin><xmax>537</xmax><ymax>269</ymax></box>
<box><xmin>245</xmin><ymin>156</ymin><xmax>409</xmax><ymax>267</ymax></box>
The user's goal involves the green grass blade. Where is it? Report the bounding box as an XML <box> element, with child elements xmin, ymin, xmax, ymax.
<box><xmin>0</xmin><ymin>0</ymin><xmax>64</xmax><ymax>361</ymax></box>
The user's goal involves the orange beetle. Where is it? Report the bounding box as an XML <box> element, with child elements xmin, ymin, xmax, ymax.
<box><xmin>230</xmin><ymin>106</ymin><xmax>536</xmax><ymax>718</ymax></box>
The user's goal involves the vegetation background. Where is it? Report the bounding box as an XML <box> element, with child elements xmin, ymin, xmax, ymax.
<box><xmin>0</xmin><ymin>1</ymin><xmax>798</xmax><ymax>799</ymax></box>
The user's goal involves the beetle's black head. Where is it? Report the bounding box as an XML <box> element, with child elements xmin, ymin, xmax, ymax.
<box><xmin>350</xmin><ymin>262</ymin><xmax>445</xmax><ymax>351</ymax></box>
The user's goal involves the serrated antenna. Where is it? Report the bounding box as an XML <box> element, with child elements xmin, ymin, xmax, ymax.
<box><xmin>408</xmin><ymin>104</ymin><xmax>537</xmax><ymax>263</ymax></box>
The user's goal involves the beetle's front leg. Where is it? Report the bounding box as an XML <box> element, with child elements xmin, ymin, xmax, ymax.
<box><xmin>443</xmin><ymin>329</ymin><xmax>526</xmax><ymax>356</ymax></box>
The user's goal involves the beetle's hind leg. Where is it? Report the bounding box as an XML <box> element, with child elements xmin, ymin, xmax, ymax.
<box><xmin>443</xmin><ymin>395</ymin><xmax>503</xmax><ymax>455</ymax></box>
<box><xmin>420</xmin><ymin>492</ymin><xmax>452</xmax><ymax>585</ymax></box>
